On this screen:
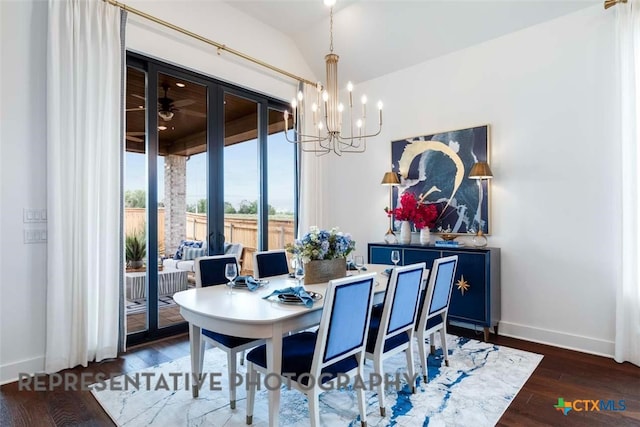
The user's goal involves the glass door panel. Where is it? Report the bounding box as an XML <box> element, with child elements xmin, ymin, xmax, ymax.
<box><xmin>124</xmin><ymin>66</ymin><xmax>149</xmax><ymax>334</ymax></box>
<box><xmin>157</xmin><ymin>72</ymin><xmax>208</xmax><ymax>329</ymax></box>
<box><xmin>267</xmin><ymin>108</ymin><xmax>295</xmax><ymax>254</ymax></box>
<box><xmin>223</xmin><ymin>93</ymin><xmax>259</xmax><ymax>275</ymax></box>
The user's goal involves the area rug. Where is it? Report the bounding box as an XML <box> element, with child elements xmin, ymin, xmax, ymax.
<box><xmin>91</xmin><ymin>335</ymin><xmax>542</xmax><ymax>426</ymax></box>
<box><xmin>126</xmin><ymin>296</ymin><xmax>176</xmax><ymax>315</ymax></box>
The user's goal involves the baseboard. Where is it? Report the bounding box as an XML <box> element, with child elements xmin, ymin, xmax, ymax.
<box><xmin>0</xmin><ymin>355</ymin><xmax>45</xmax><ymax>385</ymax></box>
<box><xmin>499</xmin><ymin>321</ymin><xmax>615</xmax><ymax>358</ymax></box>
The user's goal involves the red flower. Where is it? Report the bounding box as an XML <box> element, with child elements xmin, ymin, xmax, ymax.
<box><xmin>385</xmin><ymin>192</ymin><xmax>438</xmax><ymax>230</ymax></box>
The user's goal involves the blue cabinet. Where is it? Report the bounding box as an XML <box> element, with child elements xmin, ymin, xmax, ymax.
<box><xmin>368</xmin><ymin>243</ymin><xmax>501</xmax><ymax>341</ymax></box>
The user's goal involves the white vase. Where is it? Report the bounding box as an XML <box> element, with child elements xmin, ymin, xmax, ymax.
<box><xmin>399</xmin><ymin>221</ymin><xmax>412</xmax><ymax>244</ymax></box>
<box><xmin>420</xmin><ymin>228</ymin><xmax>431</xmax><ymax>245</ymax></box>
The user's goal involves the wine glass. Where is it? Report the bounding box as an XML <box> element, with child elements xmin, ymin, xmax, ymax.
<box><xmin>225</xmin><ymin>263</ymin><xmax>238</xmax><ymax>294</ymax></box>
<box><xmin>391</xmin><ymin>250</ymin><xmax>400</xmax><ymax>266</ymax></box>
<box><xmin>294</xmin><ymin>256</ymin><xmax>305</xmax><ymax>287</ymax></box>
<box><xmin>354</xmin><ymin>255</ymin><xmax>365</xmax><ymax>275</ymax></box>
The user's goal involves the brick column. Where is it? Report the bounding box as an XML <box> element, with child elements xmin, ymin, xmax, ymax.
<box><xmin>164</xmin><ymin>155</ymin><xmax>187</xmax><ymax>256</ymax></box>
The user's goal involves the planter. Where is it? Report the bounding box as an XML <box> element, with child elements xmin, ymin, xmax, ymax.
<box><xmin>420</xmin><ymin>228</ymin><xmax>431</xmax><ymax>245</ymax></box>
<box><xmin>399</xmin><ymin>221</ymin><xmax>412</xmax><ymax>244</ymax></box>
<box><xmin>129</xmin><ymin>260</ymin><xmax>144</xmax><ymax>269</ymax></box>
<box><xmin>304</xmin><ymin>258</ymin><xmax>347</xmax><ymax>285</ymax></box>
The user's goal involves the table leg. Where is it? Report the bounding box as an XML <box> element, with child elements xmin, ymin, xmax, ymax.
<box><xmin>189</xmin><ymin>322</ymin><xmax>204</xmax><ymax>398</ymax></box>
<box><xmin>266</xmin><ymin>324</ymin><xmax>283</xmax><ymax>427</ymax></box>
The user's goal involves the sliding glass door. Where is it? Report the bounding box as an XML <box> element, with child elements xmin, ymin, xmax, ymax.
<box><xmin>124</xmin><ymin>53</ymin><xmax>295</xmax><ymax>346</ymax></box>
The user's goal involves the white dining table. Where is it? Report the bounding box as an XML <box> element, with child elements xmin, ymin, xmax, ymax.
<box><xmin>173</xmin><ymin>263</ymin><xmax>389</xmax><ymax>427</ymax></box>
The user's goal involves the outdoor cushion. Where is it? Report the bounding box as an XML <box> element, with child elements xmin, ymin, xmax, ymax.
<box><xmin>183</xmin><ymin>246</ymin><xmax>207</xmax><ymax>261</ymax></box>
<box><xmin>174</xmin><ymin>240</ymin><xmax>203</xmax><ymax>260</ymax></box>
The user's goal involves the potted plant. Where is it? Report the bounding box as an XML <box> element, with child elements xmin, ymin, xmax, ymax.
<box><xmin>385</xmin><ymin>192</ymin><xmax>438</xmax><ymax>244</ymax></box>
<box><xmin>286</xmin><ymin>226</ymin><xmax>355</xmax><ymax>285</ymax></box>
<box><xmin>126</xmin><ymin>232</ymin><xmax>146</xmax><ymax>269</ymax></box>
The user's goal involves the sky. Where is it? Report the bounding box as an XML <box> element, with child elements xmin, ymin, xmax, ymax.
<box><xmin>125</xmin><ymin>132</ymin><xmax>295</xmax><ymax>213</ymax></box>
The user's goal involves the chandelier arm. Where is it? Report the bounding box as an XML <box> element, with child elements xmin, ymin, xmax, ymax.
<box><xmin>284</xmin><ymin>128</ymin><xmax>333</xmax><ymax>144</ymax></box>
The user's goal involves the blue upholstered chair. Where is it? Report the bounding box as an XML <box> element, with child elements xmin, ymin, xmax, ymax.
<box><xmin>415</xmin><ymin>255</ymin><xmax>458</xmax><ymax>381</ymax></box>
<box><xmin>245</xmin><ymin>273</ymin><xmax>377</xmax><ymax>427</ymax></box>
<box><xmin>194</xmin><ymin>255</ymin><xmax>264</xmax><ymax>409</ymax></box>
<box><xmin>365</xmin><ymin>263</ymin><xmax>426</xmax><ymax>416</ymax></box>
<box><xmin>253</xmin><ymin>249</ymin><xmax>289</xmax><ymax>279</ymax></box>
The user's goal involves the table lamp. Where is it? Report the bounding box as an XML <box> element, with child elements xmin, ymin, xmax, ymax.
<box><xmin>468</xmin><ymin>161</ymin><xmax>493</xmax><ymax>247</ymax></box>
<box><xmin>381</xmin><ymin>171</ymin><xmax>401</xmax><ymax>244</ymax></box>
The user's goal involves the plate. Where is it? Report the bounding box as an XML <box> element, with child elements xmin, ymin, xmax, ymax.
<box><xmin>276</xmin><ymin>291</ymin><xmax>322</xmax><ymax>305</ymax></box>
<box><xmin>234</xmin><ymin>281</ymin><xmax>268</xmax><ymax>290</ymax></box>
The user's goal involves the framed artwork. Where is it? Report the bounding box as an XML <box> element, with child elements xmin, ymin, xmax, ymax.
<box><xmin>391</xmin><ymin>124</ymin><xmax>491</xmax><ymax>235</ymax></box>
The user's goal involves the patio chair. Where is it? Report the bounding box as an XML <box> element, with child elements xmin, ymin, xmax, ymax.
<box><xmin>253</xmin><ymin>249</ymin><xmax>289</xmax><ymax>279</ymax></box>
<box><xmin>194</xmin><ymin>255</ymin><xmax>264</xmax><ymax>409</ymax></box>
<box><xmin>245</xmin><ymin>273</ymin><xmax>377</xmax><ymax>427</ymax></box>
<box><xmin>415</xmin><ymin>255</ymin><xmax>458</xmax><ymax>382</ymax></box>
<box><xmin>365</xmin><ymin>262</ymin><xmax>426</xmax><ymax>416</ymax></box>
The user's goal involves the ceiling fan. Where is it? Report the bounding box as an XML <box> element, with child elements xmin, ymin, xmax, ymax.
<box><xmin>126</xmin><ymin>83</ymin><xmax>206</xmax><ymax>121</ymax></box>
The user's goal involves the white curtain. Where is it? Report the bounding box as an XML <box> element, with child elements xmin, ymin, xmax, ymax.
<box><xmin>46</xmin><ymin>0</ymin><xmax>124</xmax><ymax>372</ymax></box>
<box><xmin>298</xmin><ymin>82</ymin><xmax>328</xmax><ymax>236</ymax></box>
<box><xmin>615</xmin><ymin>0</ymin><xmax>640</xmax><ymax>366</ymax></box>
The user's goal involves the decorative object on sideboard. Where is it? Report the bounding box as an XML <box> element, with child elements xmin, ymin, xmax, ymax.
<box><xmin>283</xmin><ymin>0</ymin><xmax>382</xmax><ymax>155</ymax></box>
<box><xmin>385</xmin><ymin>192</ymin><xmax>438</xmax><ymax>245</ymax></box>
<box><xmin>391</xmin><ymin>125</ymin><xmax>491</xmax><ymax>235</ymax></box>
<box><xmin>381</xmin><ymin>171</ymin><xmax>401</xmax><ymax>244</ymax></box>
<box><xmin>285</xmin><ymin>226</ymin><xmax>355</xmax><ymax>285</ymax></box>
<box><xmin>468</xmin><ymin>160</ymin><xmax>493</xmax><ymax>247</ymax></box>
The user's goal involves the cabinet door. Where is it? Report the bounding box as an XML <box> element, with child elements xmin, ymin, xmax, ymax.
<box><xmin>404</xmin><ymin>249</ymin><xmax>441</xmax><ymax>270</ymax></box>
<box><xmin>369</xmin><ymin>246</ymin><xmax>401</xmax><ymax>265</ymax></box>
<box><xmin>443</xmin><ymin>250</ymin><xmax>489</xmax><ymax>326</ymax></box>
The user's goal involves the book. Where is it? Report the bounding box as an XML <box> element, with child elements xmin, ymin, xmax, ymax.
<box><xmin>434</xmin><ymin>240</ymin><xmax>460</xmax><ymax>247</ymax></box>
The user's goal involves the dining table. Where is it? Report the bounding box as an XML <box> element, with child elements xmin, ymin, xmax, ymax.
<box><xmin>173</xmin><ymin>263</ymin><xmax>390</xmax><ymax>427</ymax></box>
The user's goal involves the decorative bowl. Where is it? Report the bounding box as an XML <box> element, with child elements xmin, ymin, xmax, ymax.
<box><xmin>440</xmin><ymin>233</ymin><xmax>457</xmax><ymax>241</ymax></box>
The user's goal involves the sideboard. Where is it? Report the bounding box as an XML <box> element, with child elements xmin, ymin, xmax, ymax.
<box><xmin>368</xmin><ymin>242</ymin><xmax>501</xmax><ymax>341</ymax></box>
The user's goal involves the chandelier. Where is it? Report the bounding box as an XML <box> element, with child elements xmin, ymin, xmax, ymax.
<box><xmin>284</xmin><ymin>0</ymin><xmax>383</xmax><ymax>155</ymax></box>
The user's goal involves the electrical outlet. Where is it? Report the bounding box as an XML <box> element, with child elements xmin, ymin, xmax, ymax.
<box><xmin>24</xmin><ymin>229</ymin><xmax>47</xmax><ymax>244</ymax></box>
<box><xmin>23</xmin><ymin>208</ymin><xmax>47</xmax><ymax>223</ymax></box>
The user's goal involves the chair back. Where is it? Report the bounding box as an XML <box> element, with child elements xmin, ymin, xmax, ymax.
<box><xmin>373</xmin><ymin>263</ymin><xmax>426</xmax><ymax>353</ymax></box>
<box><xmin>195</xmin><ymin>255</ymin><xmax>239</xmax><ymax>288</ymax></box>
<box><xmin>253</xmin><ymin>249</ymin><xmax>289</xmax><ymax>279</ymax></box>
<box><xmin>224</xmin><ymin>243</ymin><xmax>244</xmax><ymax>262</ymax></box>
<box><xmin>416</xmin><ymin>255</ymin><xmax>458</xmax><ymax>332</ymax></box>
<box><xmin>311</xmin><ymin>273</ymin><xmax>376</xmax><ymax>375</ymax></box>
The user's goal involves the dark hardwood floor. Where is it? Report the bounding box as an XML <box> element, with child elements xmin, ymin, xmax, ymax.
<box><xmin>1</xmin><ymin>327</ymin><xmax>639</xmax><ymax>426</ymax></box>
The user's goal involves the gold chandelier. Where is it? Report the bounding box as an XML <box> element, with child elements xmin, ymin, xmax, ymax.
<box><xmin>284</xmin><ymin>0</ymin><xmax>383</xmax><ymax>155</ymax></box>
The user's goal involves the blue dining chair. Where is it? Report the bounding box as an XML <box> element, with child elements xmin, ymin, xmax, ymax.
<box><xmin>415</xmin><ymin>255</ymin><xmax>458</xmax><ymax>381</ymax></box>
<box><xmin>245</xmin><ymin>272</ymin><xmax>377</xmax><ymax>427</ymax></box>
<box><xmin>365</xmin><ymin>263</ymin><xmax>426</xmax><ymax>416</ymax></box>
<box><xmin>194</xmin><ymin>255</ymin><xmax>264</xmax><ymax>409</ymax></box>
<box><xmin>253</xmin><ymin>249</ymin><xmax>290</xmax><ymax>279</ymax></box>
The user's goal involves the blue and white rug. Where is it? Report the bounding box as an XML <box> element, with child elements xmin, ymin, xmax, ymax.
<box><xmin>91</xmin><ymin>335</ymin><xmax>542</xmax><ymax>426</ymax></box>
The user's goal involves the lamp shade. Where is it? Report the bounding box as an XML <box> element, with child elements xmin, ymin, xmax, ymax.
<box><xmin>469</xmin><ymin>161</ymin><xmax>494</xmax><ymax>179</ymax></box>
<box><xmin>381</xmin><ymin>171</ymin><xmax>400</xmax><ymax>185</ymax></box>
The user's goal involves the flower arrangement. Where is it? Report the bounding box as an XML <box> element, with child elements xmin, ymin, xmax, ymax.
<box><xmin>286</xmin><ymin>226</ymin><xmax>356</xmax><ymax>263</ymax></box>
<box><xmin>385</xmin><ymin>191</ymin><xmax>438</xmax><ymax>230</ymax></box>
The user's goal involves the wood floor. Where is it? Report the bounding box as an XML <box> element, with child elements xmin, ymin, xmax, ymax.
<box><xmin>1</xmin><ymin>327</ymin><xmax>639</xmax><ymax>427</ymax></box>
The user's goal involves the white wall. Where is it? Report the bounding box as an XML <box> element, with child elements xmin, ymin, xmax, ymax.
<box><xmin>324</xmin><ymin>5</ymin><xmax>619</xmax><ymax>356</ymax></box>
<box><xmin>0</xmin><ymin>0</ymin><xmax>49</xmax><ymax>384</ymax></box>
<box><xmin>0</xmin><ymin>0</ymin><xmax>313</xmax><ymax>384</ymax></box>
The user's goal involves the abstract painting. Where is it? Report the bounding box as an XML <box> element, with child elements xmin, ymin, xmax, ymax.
<box><xmin>391</xmin><ymin>125</ymin><xmax>490</xmax><ymax>234</ymax></box>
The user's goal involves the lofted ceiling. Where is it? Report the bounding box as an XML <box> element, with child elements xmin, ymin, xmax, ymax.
<box><xmin>225</xmin><ymin>0</ymin><xmax>599</xmax><ymax>85</ymax></box>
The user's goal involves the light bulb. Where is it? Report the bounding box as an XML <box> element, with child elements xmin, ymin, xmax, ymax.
<box><xmin>347</xmin><ymin>81</ymin><xmax>354</xmax><ymax>92</ymax></box>
<box><xmin>297</xmin><ymin>91</ymin><xmax>303</xmax><ymax>101</ymax></box>
<box><xmin>377</xmin><ymin>101</ymin><xmax>383</xmax><ymax>110</ymax></box>
<box><xmin>318</xmin><ymin>122</ymin><xmax>324</xmax><ymax>130</ymax></box>
<box><xmin>311</xmin><ymin>103</ymin><xmax>318</xmax><ymax>112</ymax></box>
<box><xmin>338</xmin><ymin>103</ymin><xmax>344</xmax><ymax>112</ymax></box>
<box><xmin>291</xmin><ymin>98</ymin><xmax>297</xmax><ymax>108</ymax></box>
<box><xmin>356</xmin><ymin>119</ymin><xmax>363</xmax><ymax>128</ymax></box>
<box><xmin>361</xmin><ymin>95</ymin><xmax>368</xmax><ymax>104</ymax></box>
<box><xmin>322</xmin><ymin>91</ymin><xmax>329</xmax><ymax>102</ymax></box>
<box><xmin>324</xmin><ymin>0</ymin><xmax>336</xmax><ymax>6</ymax></box>
<box><xmin>284</xmin><ymin>110</ymin><xmax>289</xmax><ymax>119</ymax></box>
